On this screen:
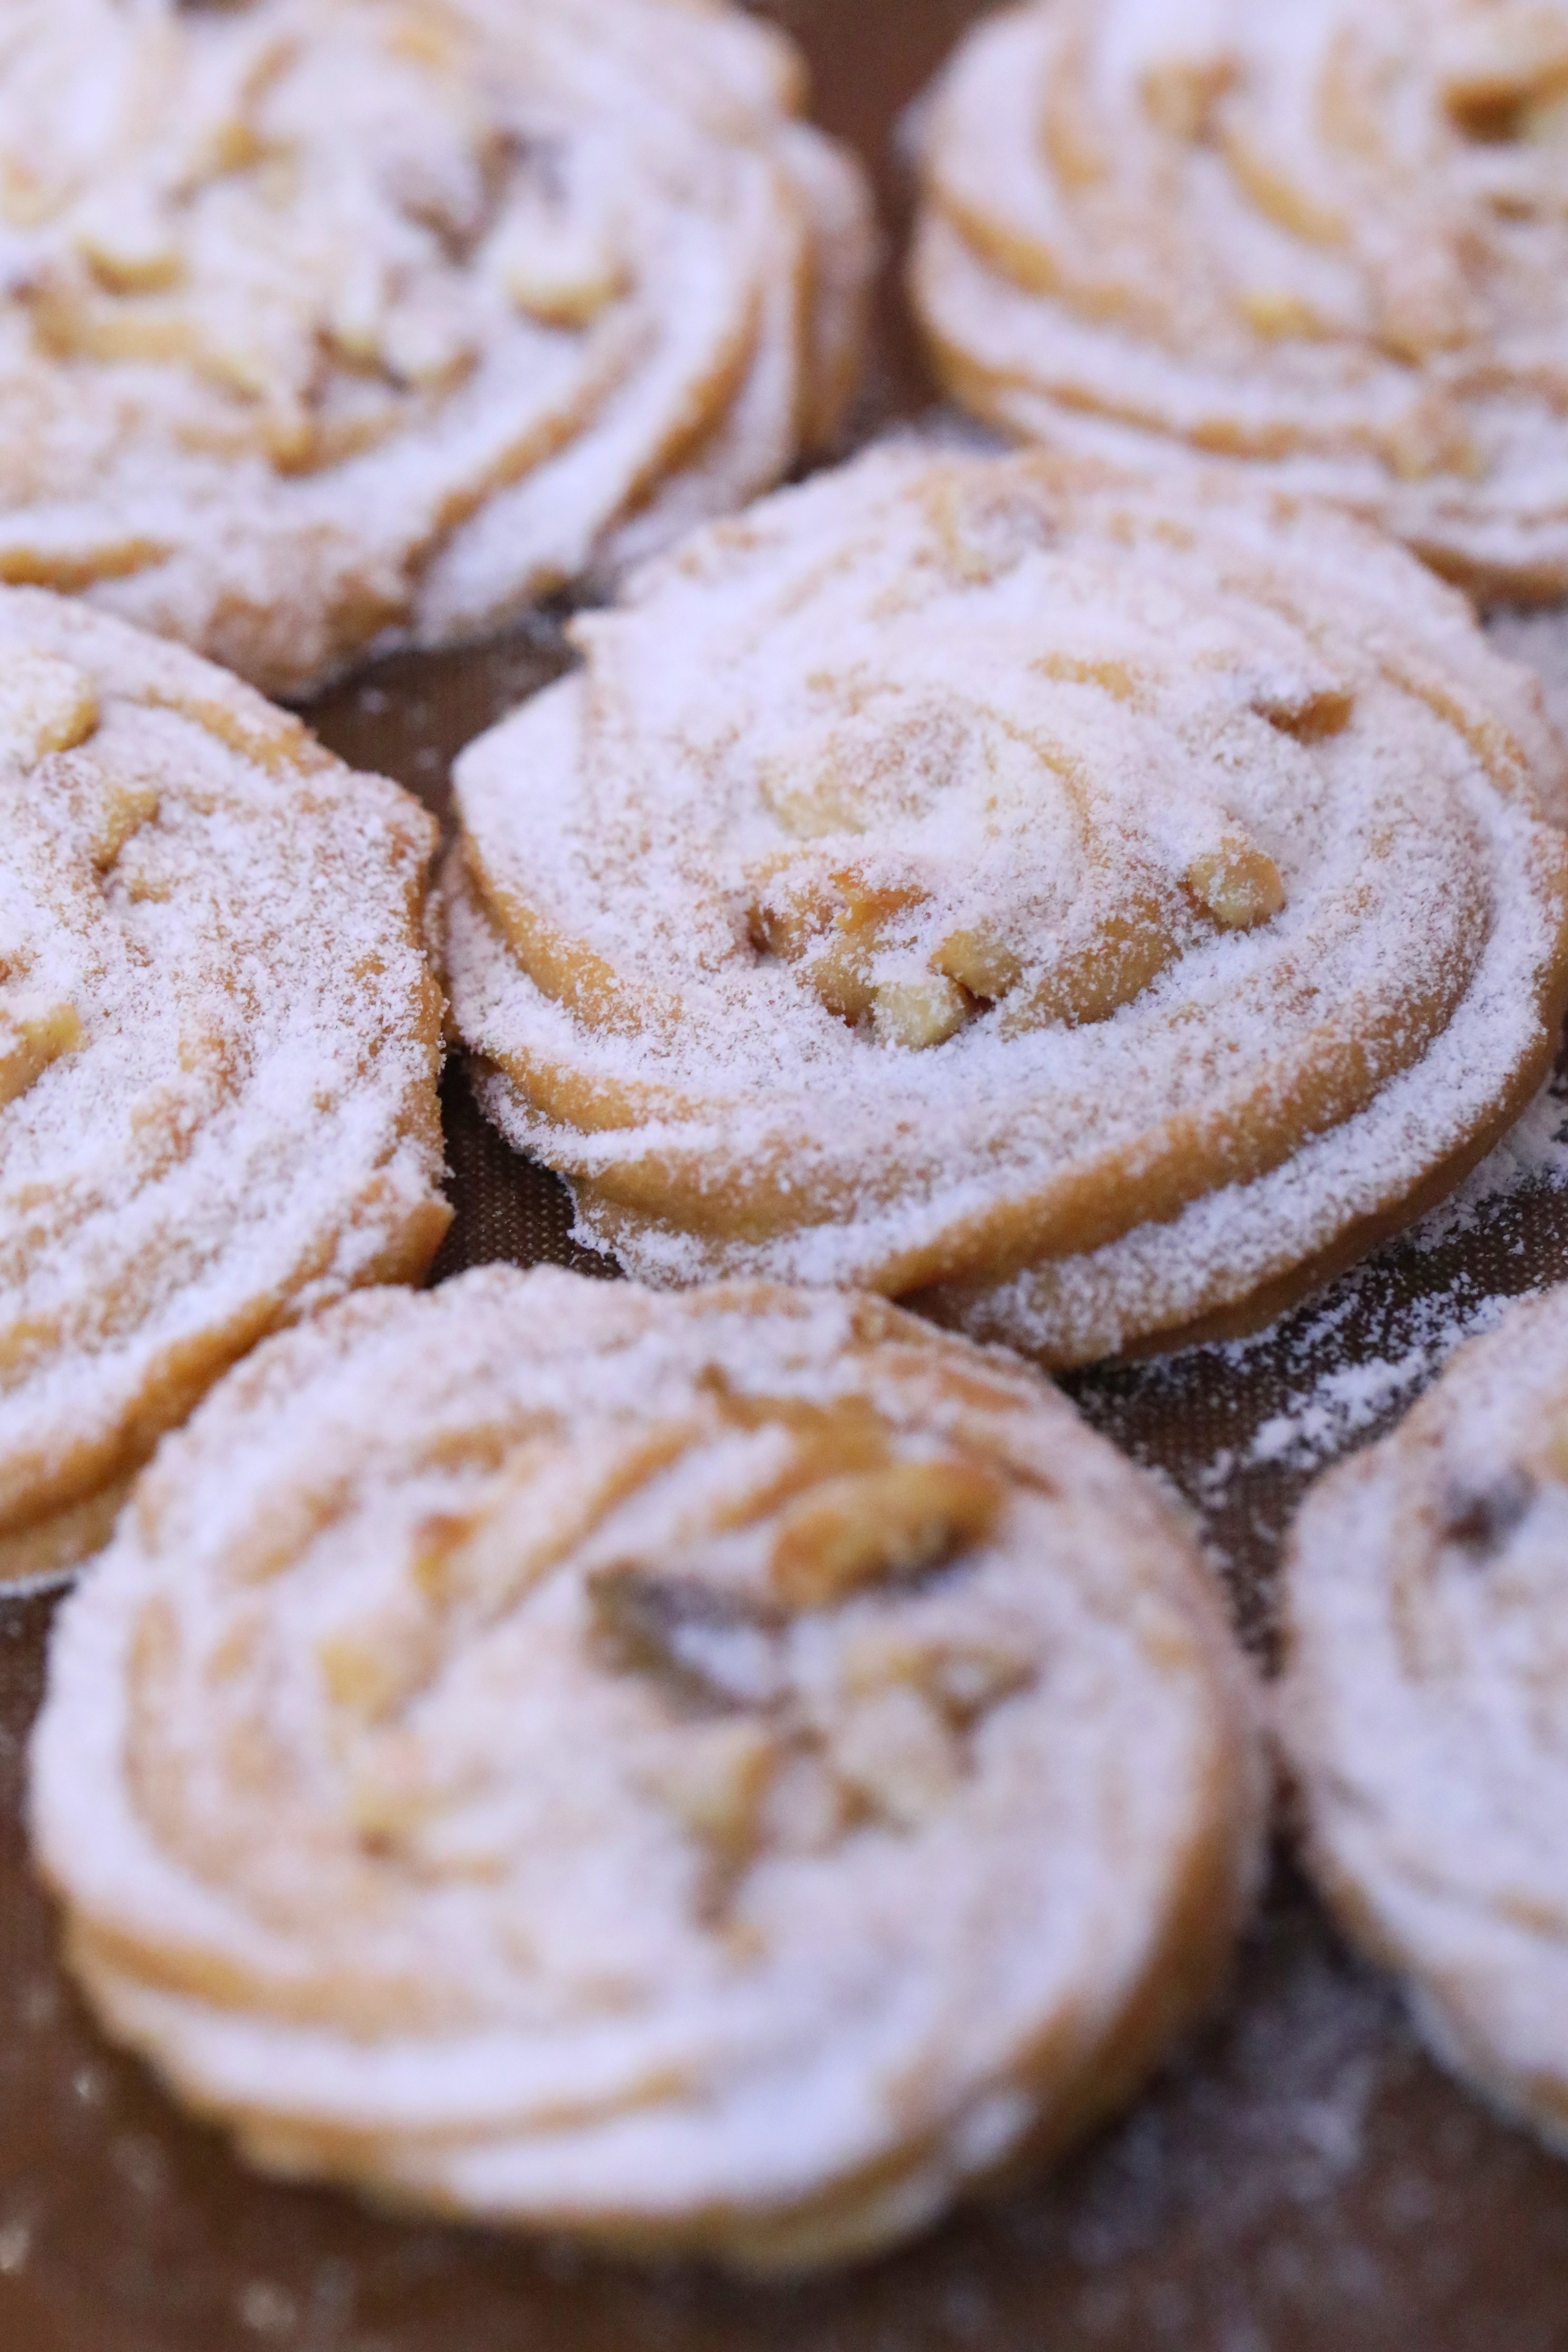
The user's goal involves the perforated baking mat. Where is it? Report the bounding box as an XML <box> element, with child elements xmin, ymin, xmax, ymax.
<box><xmin>9</xmin><ymin>6</ymin><xmax>1568</xmax><ymax>2346</ymax></box>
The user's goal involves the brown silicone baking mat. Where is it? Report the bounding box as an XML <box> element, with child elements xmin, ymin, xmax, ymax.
<box><xmin>9</xmin><ymin>6</ymin><xmax>1568</xmax><ymax>2346</ymax></box>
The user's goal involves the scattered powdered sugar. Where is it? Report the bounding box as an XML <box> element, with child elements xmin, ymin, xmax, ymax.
<box><xmin>1222</xmin><ymin>1067</ymin><xmax>1568</xmax><ymax>1478</ymax></box>
<box><xmin>1064</xmin><ymin>1057</ymin><xmax>1568</xmax><ymax>1654</ymax></box>
<box><xmin>1240</xmin><ymin>1289</ymin><xmax>1516</xmax><ymax>1476</ymax></box>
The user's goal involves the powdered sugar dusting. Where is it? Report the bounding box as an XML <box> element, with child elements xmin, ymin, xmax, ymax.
<box><xmin>915</xmin><ymin>0</ymin><xmax>1568</xmax><ymax>597</ymax></box>
<box><xmin>448</xmin><ymin>443</ymin><xmax>1568</xmax><ymax>1375</ymax></box>
<box><xmin>0</xmin><ymin>588</ymin><xmax>447</xmax><ymax>1585</ymax></box>
<box><xmin>0</xmin><ymin>0</ymin><xmax>872</xmax><ymax>694</ymax></box>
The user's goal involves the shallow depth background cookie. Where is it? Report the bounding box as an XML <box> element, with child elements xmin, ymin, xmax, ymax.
<box><xmin>443</xmin><ymin>444</ymin><xmax>1568</xmax><ymax>1366</ymax></box>
<box><xmin>0</xmin><ymin>587</ymin><xmax>448</xmax><ymax>1588</ymax></box>
<box><xmin>913</xmin><ymin>0</ymin><xmax>1568</xmax><ymax>602</ymax></box>
<box><xmin>0</xmin><ymin>0</ymin><xmax>874</xmax><ymax>697</ymax></box>
<box><xmin>1281</xmin><ymin>1283</ymin><xmax>1568</xmax><ymax>2152</ymax></box>
<box><xmin>28</xmin><ymin>1265</ymin><xmax>1265</xmax><ymax>2272</ymax></box>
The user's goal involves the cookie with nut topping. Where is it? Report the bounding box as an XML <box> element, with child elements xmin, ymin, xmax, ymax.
<box><xmin>443</xmin><ymin>444</ymin><xmax>1568</xmax><ymax>1365</ymax></box>
<box><xmin>1281</xmin><ymin>1283</ymin><xmax>1568</xmax><ymax>2154</ymax></box>
<box><xmin>28</xmin><ymin>1265</ymin><xmax>1266</xmax><ymax>2273</ymax></box>
<box><xmin>0</xmin><ymin>585</ymin><xmax>448</xmax><ymax>1588</ymax></box>
<box><xmin>913</xmin><ymin>0</ymin><xmax>1568</xmax><ymax>602</ymax></box>
<box><xmin>0</xmin><ymin>0</ymin><xmax>873</xmax><ymax>694</ymax></box>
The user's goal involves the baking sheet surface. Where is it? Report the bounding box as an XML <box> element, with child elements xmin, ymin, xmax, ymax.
<box><xmin>8</xmin><ymin>6</ymin><xmax>1568</xmax><ymax>2344</ymax></box>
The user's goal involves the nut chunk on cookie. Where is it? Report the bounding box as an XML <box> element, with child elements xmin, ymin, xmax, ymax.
<box><xmin>443</xmin><ymin>444</ymin><xmax>1568</xmax><ymax>1366</ymax></box>
<box><xmin>30</xmin><ymin>1267</ymin><xmax>1265</xmax><ymax>2274</ymax></box>
<box><xmin>913</xmin><ymin>0</ymin><xmax>1568</xmax><ymax>602</ymax></box>
<box><xmin>0</xmin><ymin>0</ymin><xmax>874</xmax><ymax>694</ymax></box>
<box><xmin>1282</xmin><ymin>1285</ymin><xmax>1568</xmax><ymax>2155</ymax></box>
<box><xmin>0</xmin><ymin>587</ymin><xmax>448</xmax><ymax>1589</ymax></box>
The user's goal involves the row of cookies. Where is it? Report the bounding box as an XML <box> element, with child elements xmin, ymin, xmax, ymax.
<box><xmin>11</xmin><ymin>0</ymin><xmax>1568</xmax><ymax>2285</ymax></box>
<box><xmin>8</xmin><ymin>448</ymin><xmax>1568</xmax><ymax>2265</ymax></box>
<box><xmin>14</xmin><ymin>430</ymin><xmax>1568</xmax><ymax>1587</ymax></box>
<box><xmin>11</xmin><ymin>0</ymin><xmax>1568</xmax><ymax>703</ymax></box>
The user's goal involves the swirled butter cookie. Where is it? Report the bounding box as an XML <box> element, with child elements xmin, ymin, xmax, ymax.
<box><xmin>443</xmin><ymin>445</ymin><xmax>1568</xmax><ymax>1366</ymax></box>
<box><xmin>1281</xmin><ymin>1285</ymin><xmax>1568</xmax><ymax>2151</ymax></box>
<box><xmin>1</xmin><ymin>587</ymin><xmax>448</xmax><ymax>1588</ymax></box>
<box><xmin>29</xmin><ymin>1266</ymin><xmax>1265</xmax><ymax>2272</ymax></box>
<box><xmin>0</xmin><ymin>0</ymin><xmax>873</xmax><ymax>696</ymax></box>
<box><xmin>913</xmin><ymin>0</ymin><xmax>1568</xmax><ymax>601</ymax></box>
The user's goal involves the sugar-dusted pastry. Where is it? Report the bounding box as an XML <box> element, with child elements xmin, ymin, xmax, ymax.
<box><xmin>442</xmin><ymin>445</ymin><xmax>1568</xmax><ymax>1366</ymax></box>
<box><xmin>0</xmin><ymin>0</ymin><xmax>873</xmax><ymax>697</ymax></box>
<box><xmin>1281</xmin><ymin>1284</ymin><xmax>1568</xmax><ymax>2151</ymax></box>
<box><xmin>30</xmin><ymin>1266</ymin><xmax>1265</xmax><ymax>2273</ymax></box>
<box><xmin>913</xmin><ymin>0</ymin><xmax>1568</xmax><ymax>601</ymax></box>
<box><xmin>1</xmin><ymin>587</ymin><xmax>448</xmax><ymax>1587</ymax></box>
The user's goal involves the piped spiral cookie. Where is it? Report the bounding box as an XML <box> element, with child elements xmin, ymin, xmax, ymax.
<box><xmin>1281</xmin><ymin>1285</ymin><xmax>1568</xmax><ymax>2152</ymax></box>
<box><xmin>914</xmin><ymin>0</ymin><xmax>1568</xmax><ymax>600</ymax></box>
<box><xmin>29</xmin><ymin>1266</ymin><xmax>1265</xmax><ymax>2273</ymax></box>
<box><xmin>1</xmin><ymin>587</ymin><xmax>448</xmax><ymax>1589</ymax></box>
<box><xmin>0</xmin><ymin>0</ymin><xmax>873</xmax><ymax>696</ymax></box>
<box><xmin>443</xmin><ymin>445</ymin><xmax>1568</xmax><ymax>1366</ymax></box>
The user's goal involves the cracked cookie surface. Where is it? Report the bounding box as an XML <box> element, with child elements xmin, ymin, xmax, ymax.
<box><xmin>28</xmin><ymin>1265</ymin><xmax>1265</xmax><ymax>2273</ymax></box>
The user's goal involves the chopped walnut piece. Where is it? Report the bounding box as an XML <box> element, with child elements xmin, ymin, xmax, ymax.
<box><xmin>769</xmin><ymin>1457</ymin><xmax>1003</xmax><ymax>1609</ymax></box>
<box><xmin>801</xmin><ymin>874</ymin><xmax>928</xmax><ymax>1027</ymax></box>
<box><xmin>1140</xmin><ymin>53</ymin><xmax>1237</xmax><ymax>141</ymax></box>
<box><xmin>840</xmin><ymin>1625</ymin><xmax>1035</xmax><ymax>1722</ymax></box>
<box><xmin>744</xmin><ymin>864</ymin><xmax>838</xmax><ymax>962</ymax></box>
<box><xmin>1239</xmin><ymin>288</ymin><xmax>1330</xmax><ymax>340</ymax></box>
<box><xmin>825</xmin><ymin>1684</ymin><xmax>962</xmax><ymax>1828</ymax></box>
<box><xmin>650</xmin><ymin>1721</ymin><xmax>780</xmax><ymax>1866</ymax></box>
<box><xmin>487</xmin><ymin>205</ymin><xmax>629</xmax><ymax>329</ymax></box>
<box><xmin>872</xmin><ymin>973</ymin><xmax>970</xmax><ymax>1050</ymax></box>
<box><xmin>932</xmin><ymin>926</ymin><xmax>1024</xmax><ymax>1002</ymax></box>
<box><xmin>72</xmin><ymin>194</ymin><xmax>183</xmax><ymax>293</ymax></box>
<box><xmin>1185</xmin><ymin>835</ymin><xmax>1286</xmax><ymax>930</ymax></box>
<box><xmin>589</xmin><ymin>1566</ymin><xmax>783</xmax><ymax>1711</ymax></box>
<box><xmin>804</xmin><ymin>929</ymin><xmax>876</xmax><ymax>1023</ymax></box>
<box><xmin>316</xmin><ymin>1597</ymin><xmax>437</xmax><ymax>1725</ymax></box>
<box><xmin>1033</xmin><ymin>649</ymin><xmax>1140</xmax><ymax>701</ymax></box>
<box><xmin>1252</xmin><ymin>682</ymin><xmax>1353</xmax><ymax>741</ymax></box>
<box><xmin>1440</xmin><ymin>1469</ymin><xmax>1536</xmax><ymax>1560</ymax></box>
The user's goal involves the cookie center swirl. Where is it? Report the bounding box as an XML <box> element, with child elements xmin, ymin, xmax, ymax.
<box><xmin>1</xmin><ymin>0</ymin><xmax>644</xmax><ymax>472</ymax></box>
<box><xmin>449</xmin><ymin>448</ymin><xmax>1548</xmax><ymax>1298</ymax></box>
<box><xmin>116</xmin><ymin>1295</ymin><xmax>1070</xmax><ymax>2013</ymax></box>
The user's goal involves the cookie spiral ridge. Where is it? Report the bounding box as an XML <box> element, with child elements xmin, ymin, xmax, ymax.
<box><xmin>914</xmin><ymin>0</ymin><xmax>1568</xmax><ymax>600</ymax></box>
<box><xmin>1282</xmin><ymin>1286</ymin><xmax>1568</xmax><ymax>2149</ymax></box>
<box><xmin>30</xmin><ymin>1267</ymin><xmax>1263</xmax><ymax>2272</ymax></box>
<box><xmin>443</xmin><ymin>445</ymin><xmax>1568</xmax><ymax>1365</ymax></box>
<box><xmin>1</xmin><ymin>587</ymin><xmax>448</xmax><ymax>1587</ymax></box>
<box><xmin>0</xmin><ymin>0</ymin><xmax>873</xmax><ymax>694</ymax></box>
